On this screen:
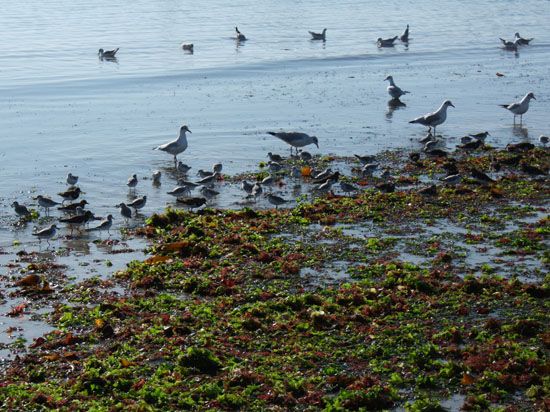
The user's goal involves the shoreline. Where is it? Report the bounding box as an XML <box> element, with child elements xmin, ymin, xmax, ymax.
<box><xmin>0</xmin><ymin>145</ymin><xmax>547</xmax><ymax>410</ymax></box>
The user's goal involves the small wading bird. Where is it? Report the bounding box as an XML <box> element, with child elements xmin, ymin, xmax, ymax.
<box><xmin>35</xmin><ymin>195</ymin><xmax>61</xmax><ymax>215</ymax></box>
<box><xmin>155</xmin><ymin>125</ymin><xmax>192</xmax><ymax>166</ymax></box>
<box><xmin>268</xmin><ymin>131</ymin><xmax>319</xmax><ymax>155</ymax></box>
<box><xmin>32</xmin><ymin>224</ymin><xmax>58</xmax><ymax>245</ymax></box>
<box><xmin>409</xmin><ymin>100</ymin><xmax>455</xmax><ymax>135</ymax></box>
<box><xmin>11</xmin><ymin>201</ymin><xmax>31</xmax><ymax>218</ymax></box>
<box><xmin>500</xmin><ymin>92</ymin><xmax>536</xmax><ymax>124</ymax></box>
<box><xmin>86</xmin><ymin>214</ymin><xmax>113</xmax><ymax>234</ymax></box>
<box><xmin>66</xmin><ymin>172</ymin><xmax>78</xmax><ymax>185</ymax></box>
<box><xmin>309</xmin><ymin>28</ymin><xmax>327</xmax><ymax>41</ymax></box>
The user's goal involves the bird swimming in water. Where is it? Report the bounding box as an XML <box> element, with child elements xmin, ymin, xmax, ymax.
<box><xmin>377</xmin><ymin>36</ymin><xmax>398</xmax><ymax>47</ymax></box>
<box><xmin>235</xmin><ymin>27</ymin><xmax>247</xmax><ymax>41</ymax></box>
<box><xmin>98</xmin><ymin>48</ymin><xmax>119</xmax><ymax>59</ymax></box>
<box><xmin>309</xmin><ymin>28</ymin><xmax>327</xmax><ymax>41</ymax></box>
<box><xmin>400</xmin><ymin>25</ymin><xmax>409</xmax><ymax>42</ymax></box>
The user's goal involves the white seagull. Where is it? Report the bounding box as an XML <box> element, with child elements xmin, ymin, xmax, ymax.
<box><xmin>500</xmin><ymin>92</ymin><xmax>535</xmax><ymax>124</ymax></box>
<box><xmin>155</xmin><ymin>125</ymin><xmax>191</xmax><ymax>165</ymax></box>
<box><xmin>384</xmin><ymin>75</ymin><xmax>410</xmax><ymax>100</ymax></box>
<box><xmin>268</xmin><ymin>131</ymin><xmax>319</xmax><ymax>155</ymax></box>
<box><xmin>409</xmin><ymin>100</ymin><xmax>455</xmax><ymax>135</ymax></box>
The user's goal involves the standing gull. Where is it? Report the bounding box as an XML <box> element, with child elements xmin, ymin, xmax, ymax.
<box><xmin>500</xmin><ymin>92</ymin><xmax>535</xmax><ymax>124</ymax></box>
<box><xmin>268</xmin><ymin>131</ymin><xmax>319</xmax><ymax>155</ymax></box>
<box><xmin>309</xmin><ymin>28</ymin><xmax>327</xmax><ymax>41</ymax></box>
<box><xmin>409</xmin><ymin>100</ymin><xmax>455</xmax><ymax>135</ymax></box>
<box><xmin>155</xmin><ymin>125</ymin><xmax>192</xmax><ymax>166</ymax></box>
<box><xmin>384</xmin><ymin>75</ymin><xmax>410</xmax><ymax>100</ymax></box>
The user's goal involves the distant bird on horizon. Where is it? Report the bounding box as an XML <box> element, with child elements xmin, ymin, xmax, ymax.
<box><xmin>400</xmin><ymin>25</ymin><xmax>410</xmax><ymax>42</ymax></box>
<box><xmin>98</xmin><ymin>48</ymin><xmax>119</xmax><ymax>59</ymax></box>
<box><xmin>268</xmin><ymin>131</ymin><xmax>319</xmax><ymax>155</ymax></box>
<box><xmin>155</xmin><ymin>125</ymin><xmax>192</xmax><ymax>166</ymax></box>
<box><xmin>309</xmin><ymin>28</ymin><xmax>327</xmax><ymax>41</ymax></box>
<box><xmin>377</xmin><ymin>36</ymin><xmax>398</xmax><ymax>47</ymax></box>
<box><xmin>500</xmin><ymin>92</ymin><xmax>536</xmax><ymax>124</ymax></box>
<box><xmin>181</xmin><ymin>43</ymin><xmax>194</xmax><ymax>52</ymax></box>
<box><xmin>409</xmin><ymin>100</ymin><xmax>455</xmax><ymax>135</ymax></box>
<box><xmin>384</xmin><ymin>75</ymin><xmax>410</xmax><ymax>99</ymax></box>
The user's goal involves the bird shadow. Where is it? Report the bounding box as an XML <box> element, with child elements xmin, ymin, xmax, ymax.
<box><xmin>99</xmin><ymin>56</ymin><xmax>119</xmax><ymax>64</ymax></box>
<box><xmin>512</xmin><ymin>125</ymin><xmax>529</xmax><ymax>139</ymax></box>
<box><xmin>386</xmin><ymin>98</ymin><xmax>406</xmax><ymax>119</ymax></box>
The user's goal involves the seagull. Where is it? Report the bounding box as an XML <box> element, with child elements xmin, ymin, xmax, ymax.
<box><xmin>32</xmin><ymin>224</ymin><xmax>58</xmax><ymax>244</ymax></box>
<box><xmin>152</xmin><ymin>170</ymin><xmax>162</xmax><ymax>185</ymax></box>
<box><xmin>155</xmin><ymin>125</ymin><xmax>192</xmax><ymax>165</ymax></box>
<box><xmin>181</xmin><ymin>43</ymin><xmax>194</xmax><ymax>52</ymax></box>
<box><xmin>499</xmin><ymin>38</ymin><xmax>519</xmax><ymax>51</ymax></box>
<box><xmin>500</xmin><ymin>92</ymin><xmax>536</xmax><ymax>124</ymax></box>
<box><xmin>98</xmin><ymin>48</ymin><xmax>119</xmax><ymax>59</ymax></box>
<box><xmin>266</xmin><ymin>193</ymin><xmax>288</xmax><ymax>209</ymax></box>
<box><xmin>235</xmin><ymin>26</ymin><xmax>247</xmax><ymax>41</ymax></box>
<box><xmin>12</xmin><ymin>201</ymin><xmax>31</xmax><ymax>218</ymax></box>
<box><xmin>268</xmin><ymin>131</ymin><xmax>319</xmax><ymax>155</ymax></box>
<box><xmin>66</xmin><ymin>173</ymin><xmax>78</xmax><ymax>185</ymax></box>
<box><xmin>86</xmin><ymin>214</ymin><xmax>113</xmax><ymax>234</ymax></box>
<box><xmin>409</xmin><ymin>100</ymin><xmax>455</xmax><ymax>135</ymax></box>
<box><xmin>514</xmin><ymin>32</ymin><xmax>533</xmax><ymax>45</ymax></box>
<box><xmin>58</xmin><ymin>187</ymin><xmax>81</xmax><ymax>203</ymax></box>
<box><xmin>384</xmin><ymin>75</ymin><xmax>410</xmax><ymax>100</ymax></box>
<box><xmin>177</xmin><ymin>161</ymin><xmax>192</xmax><ymax>174</ymax></box>
<box><xmin>127</xmin><ymin>174</ymin><xmax>138</xmax><ymax>191</ymax></box>
<box><xmin>400</xmin><ymin>25</ymin><xmax>409</xmax><ymax>42</ymax></box>
<box><xmin>35</xmin><ymin>195</ymin><xmax>61</xmax><ymax>214</ymax></box>
<box><xmin>309</xmin><ymin>28</ymin><xmax>327</xmax><ymax>41</ymax></box>
<box><xmin>116</xmin><ymin>203</ymin><xmax>132</xmax><ymax>222</ymax></box>
<box><xmin>377</xmin><ymin>36</ymin><xmax>398</xmax><ymax>47</ymax></box>
<box><xmin>128</xmin><ymin>196</ymin><xmax>147</xmax><ymax>214</ymax></box>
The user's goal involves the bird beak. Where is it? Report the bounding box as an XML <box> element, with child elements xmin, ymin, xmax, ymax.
<box><xmin>315</xmin><ymin>142</ymin><xmax>319</xmax><ymax>148</ymax></box>
<box><xmin>532</xmin><ymin>96</ymin><xmax>536</xmax><ymax>100</ymax></box>
<box><xmin>450</xmin><ymin>103</ymin><xmax>455</xmax><ymax>108</ymax></box>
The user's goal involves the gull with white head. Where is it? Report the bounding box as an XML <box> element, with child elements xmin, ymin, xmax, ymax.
<box><xmin>409</xmin><ymin>100</ymin><xmax>455</xmax><ymax>135</ymax></box>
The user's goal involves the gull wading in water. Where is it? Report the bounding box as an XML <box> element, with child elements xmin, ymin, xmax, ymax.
<box><xmin>384</xmin><ymin>75</ymin><xmax>410</xmax><ymax>100</ymax></box>
<box><xmin>155</xmin><ymin>125</ymin><xmax>191</xmax><ymax>166</ymax></box>
<box><xmin>268</xmin><ymin>131</ymin><xmax>319</xmax><ymax>155</ymax></box>
<box><xmin>309</xmin><ymin>28</ymin><xmax>327</xmax><ymax>41</ymax></box>
<box><xmin>409</xmin><ymin>100</ymin><xmax>455</xmax><ymax>135</ymax></box>
<box><xmin>500</xmin><ymin>92</ymin><xmax>536</xmax><ymax>124</ymax></box>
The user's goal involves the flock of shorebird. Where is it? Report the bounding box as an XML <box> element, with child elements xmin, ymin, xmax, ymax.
<box><xmin>10</xmin><ymin>27</ymin><xmax>547</xmax><ymax>246</ymax></box>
